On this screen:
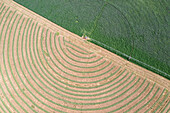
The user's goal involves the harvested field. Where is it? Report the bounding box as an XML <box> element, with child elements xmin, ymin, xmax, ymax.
<box><xmin>0</xmin><ymin>0</ymin><xmax>169</xmax><ymax>112</ymax></box>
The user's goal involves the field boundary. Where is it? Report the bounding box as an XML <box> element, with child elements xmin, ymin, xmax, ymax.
<box><xmin>88</xmin><ymin>38</ymin><xmax>170</xmax><ymax>80</ymax></box>
<box><xmin>2</xmin><ymin>0</ymin><xmax>170</xmax><ymax>91</ymax></box>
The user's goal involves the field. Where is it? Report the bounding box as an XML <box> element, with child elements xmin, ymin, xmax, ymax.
<box><xmin>0</xmin><ymin>0</ymin><xmax>170</xmax><ymax>112</ymax></box>
<box><xmin>13</xmin><ymin>0</ymin><xmax>170</xmax><ymax>77</ymax></box>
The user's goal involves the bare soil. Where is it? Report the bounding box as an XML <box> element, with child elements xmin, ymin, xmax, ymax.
<box><xmin>0</xmin><ymin>0</ymin><xmax>169</xmax><ymax>112</ymax></box>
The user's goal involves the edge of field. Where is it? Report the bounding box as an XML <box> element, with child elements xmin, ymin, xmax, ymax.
<box><xmin>3</xmin><ymin>0</ymin><xmax>170</xmax><ymax>91</ymax></box>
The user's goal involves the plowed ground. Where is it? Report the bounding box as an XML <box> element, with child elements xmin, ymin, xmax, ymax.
<box><xmin>0</xmin><ymin>0</ymin><xmax>169</xmax><ymax>113</ymax></box>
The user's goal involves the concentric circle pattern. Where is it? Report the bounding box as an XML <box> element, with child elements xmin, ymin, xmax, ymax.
<box><xmin>0</xmin><ymin>1</ymin><xmax>169</xmax><ymax>113</ymax></box>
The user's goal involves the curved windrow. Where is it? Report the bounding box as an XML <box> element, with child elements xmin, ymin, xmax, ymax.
<box><xmin>0</xmin><ymin>1</ymin><xmax>169</xmax><ymax>113</ymax></box>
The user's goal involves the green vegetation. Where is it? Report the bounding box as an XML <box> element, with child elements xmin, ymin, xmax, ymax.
<box><xmin>31</xmin><ymin>105</ymin><xmax>35</xmax><ymax>108</ymax></box>
<box><xmin>14</xmin><ymin>0</ymin><xmax>170</xmax><ymax>78</ymax></box>
<box><xmin>56</xmin><ymin>32</ymin><xmax>59</xmax><ymax>36</ymax></box>
<box><xmin>0</xmin><ymin>2</ymin><xmax>168</xmax><ymax>112</ymax></box>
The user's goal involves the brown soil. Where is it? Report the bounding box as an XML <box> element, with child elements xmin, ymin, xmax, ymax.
<box><xmin>0</xmin><ymin>0</ymin><xmax>169</xmax><ymax>112</ymax></box>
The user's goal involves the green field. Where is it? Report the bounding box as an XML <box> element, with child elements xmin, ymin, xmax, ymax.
<box><xmin>14</xmin><ymin>0</ymin><xmax>170</xmax><ymax>78</ymax></box>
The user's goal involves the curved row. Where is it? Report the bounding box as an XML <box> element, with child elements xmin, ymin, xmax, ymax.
<box><xmin>0</xmin><ymin>1</ymin><xmax>169</xmax><ymax>113</ymax></box>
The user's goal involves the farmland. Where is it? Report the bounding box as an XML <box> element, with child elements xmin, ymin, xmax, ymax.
<box><xmin>0</xmin><ymin>0</ymin><xmax>170</xmax><ymax>112</ymax></box>
<box><xmin>14</xmin><ymin>0</ymin><xmax>170</xmax><ymax>77</ymax></box>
